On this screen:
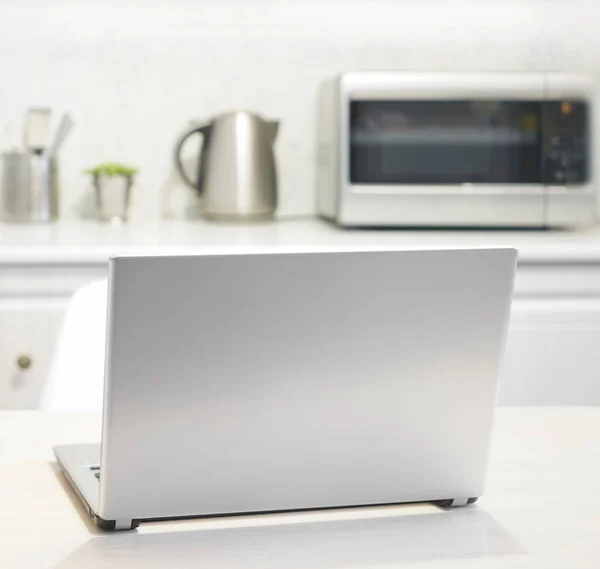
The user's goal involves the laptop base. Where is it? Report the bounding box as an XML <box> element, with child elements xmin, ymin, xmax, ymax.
<box><xmin>56</xmin><ymin>444</ymin><xmax>478</xmax><ymax>531</ymax></box>
<box><xmin>58</xmin><ymin>459</ymin><xmax>140</xmax><ymax>530</ymax></box>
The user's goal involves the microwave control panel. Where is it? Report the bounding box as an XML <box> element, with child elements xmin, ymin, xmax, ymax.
<box><xmin>542</xmin><ymin>101</ymin><xmax>589</xmax><ymax>185</ymax></box>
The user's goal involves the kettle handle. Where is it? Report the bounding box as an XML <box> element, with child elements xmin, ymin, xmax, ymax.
<box><xmin>174</xmin><ymin>124</ymin><xmax>208</xmax><ymax>192</ymax></box>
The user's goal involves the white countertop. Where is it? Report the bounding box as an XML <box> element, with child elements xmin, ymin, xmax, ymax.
<box><xmin>2</xmin><ymin>219</ymin><xmax>600</xmax><ymax>264</ymax></box>
<box><xmin>1</xmin><ymin>408</ymin><xmax>599</xmax><ymax>568</ymax></box>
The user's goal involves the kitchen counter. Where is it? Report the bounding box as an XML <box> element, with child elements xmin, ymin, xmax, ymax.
<box><xmin>2</xmin><ymin>218</ymin><xmax>600</xmax><ymax>264</ymax></box>
<box><xmin>3</xmin><ymin>219</ymin><xmax>600</xmax><ymax>410</ymax></box>
<box><xmin>1</xmin><ymin>408</ymin><xmax>599</xmax><ymax>568</ymax></box>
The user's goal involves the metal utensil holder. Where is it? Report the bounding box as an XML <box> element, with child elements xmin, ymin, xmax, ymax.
<box><xmin>0</xmin><ymin>152</ymin><xmax>58</xmax><ymax>222</ymax></box>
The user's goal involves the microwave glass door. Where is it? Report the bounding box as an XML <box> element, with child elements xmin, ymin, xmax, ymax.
<box><xmin>349</xmin><ymin>100</ymin><xmax>588</xmax><ymax>186</ymax></box>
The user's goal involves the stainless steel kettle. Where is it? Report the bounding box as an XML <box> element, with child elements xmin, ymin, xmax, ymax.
<box><xmin>174</xmin><ymin>111</ymin><xmax>279</xmax><ymax>220</ymax></box>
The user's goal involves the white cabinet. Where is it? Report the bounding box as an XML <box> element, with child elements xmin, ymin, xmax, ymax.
<box><xmin>0</xmin><ymin>298</ymin><xmax>66</xmax><ymax>408</ymax></box>
<box><xmin>500</xmin><ymin>298</ymin><xmax>600</xmax><ymax>405</ymax></box>
<box><xmin>1</xmin><ymin>220</ymin><xmax>600</xmax><ymax>407</ymax></box>
<box><xmin>0</xmin><ymin>263</ymin><xmax>106</xmax><ymax>409</ymax></box>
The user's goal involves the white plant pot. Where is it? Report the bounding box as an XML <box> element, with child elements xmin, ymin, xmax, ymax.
<box><xmin>93</xmin><ymin>175</ymin><xmax>133</xmax><ymax>222</ymax></box>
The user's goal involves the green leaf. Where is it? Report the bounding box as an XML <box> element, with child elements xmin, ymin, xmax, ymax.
<box><xmin>85</xmin><ymin>162</ymin><xmax>138</xmax><ymax>178</ymax></box>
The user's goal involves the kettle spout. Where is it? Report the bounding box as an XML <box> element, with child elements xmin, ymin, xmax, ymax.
<box><xmin>266</xmin><ymin>120</ymin><xmax>279</xmax><ymax>143</ymax></box>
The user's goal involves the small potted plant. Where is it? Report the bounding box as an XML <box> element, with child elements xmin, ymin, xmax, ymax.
<box><xmin>85</xmin><ymin>162</ymin><xmax>138</xmax><ymax>222</ymax></box>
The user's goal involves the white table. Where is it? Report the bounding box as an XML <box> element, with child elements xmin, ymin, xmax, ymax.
<box><xmin>0</xmin><ymin>409</ymin><xmax>599</xmax><ymax>569</ymax></box>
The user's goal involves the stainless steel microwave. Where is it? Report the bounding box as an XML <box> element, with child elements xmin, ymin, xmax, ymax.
<box><xmin>317</xmin><ymin>72</ymin><xmax>596</xmax><ymax>228</ymax></box>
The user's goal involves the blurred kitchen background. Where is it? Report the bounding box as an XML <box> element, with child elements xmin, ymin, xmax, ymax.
<box><xmin>2</xmin><ymin>0</ymin><xmax>599</xmax><ymax>219</ymax></box>
<box><xmin>2</xmin><ymin>0</ymin><xmax>600</xmax><ymax>411</ymax></box>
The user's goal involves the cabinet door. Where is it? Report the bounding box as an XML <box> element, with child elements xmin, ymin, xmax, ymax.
<box><xmin>0</xmin><ymin>298</ymin><xmax>66</xmax><ymax>409</ymax></box>
<box><xmin>500</xmin><ymin>298</ymin><xmax>600</xmax><ymax>405</ymax></box>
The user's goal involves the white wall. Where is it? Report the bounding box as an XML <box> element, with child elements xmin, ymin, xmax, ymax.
<box><xmin>0</xmin><ymin>0</ymin><xmax>598</xmax><ymax>220</ymax></box>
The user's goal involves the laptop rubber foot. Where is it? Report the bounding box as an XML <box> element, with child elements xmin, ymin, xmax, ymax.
<box><xmin>436</xmin><ymin>497</ymin><xmax>478</xmax><ymax>508</ymax></box>
<box><xmin>91</xmin><ymin>511</ymin><xmax>140</xmax><ymax>530</ymax></box>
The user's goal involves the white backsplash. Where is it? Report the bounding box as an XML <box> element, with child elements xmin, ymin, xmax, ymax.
<box><xmin>0</xmin><ymin>0</ymin><xmax>597</xmax><ymax>219</ymax></box>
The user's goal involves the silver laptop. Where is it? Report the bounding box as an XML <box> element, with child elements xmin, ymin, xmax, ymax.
<box><xmin>55</xmin><ymin>249</ymin><xmax>517</xmax><ymax>530</ymax></box>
